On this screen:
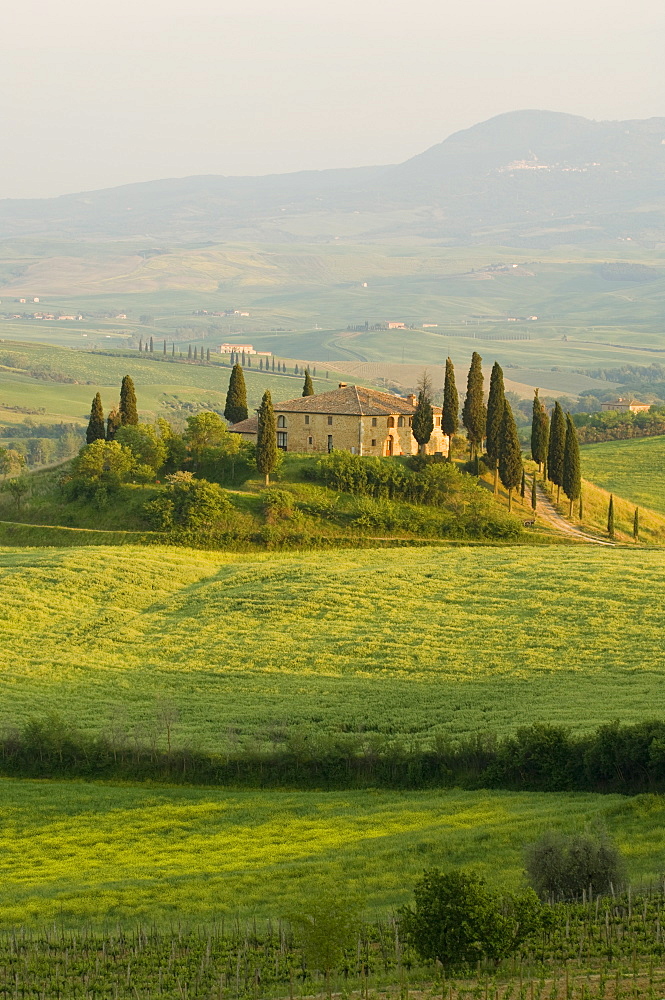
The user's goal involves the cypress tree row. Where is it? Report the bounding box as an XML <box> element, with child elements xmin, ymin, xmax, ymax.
<box><xmin>547</xmin><ymin>401</ymin><xmax>566</xmax><ymax>503</ymax></box>
<box><xmin>608</xmin><ymin>494</ymin><xmax>615</xmax><ymax>539</ymax></box>
<box><xmin>302</xmin><ymin>370</ymin><xmax>314</xmax><ymax>396</ymax></box>
<box><xmin>530</xmin><ymin>390</ymin><xmax>549</xmax><ymax>471</ymax></box>
<box><xmin>86</xmin><ymin>393</ymin><xmax>106</xmax><ymax>444</ymax></box>
<box><xmin>486</xmin><ymin>361</ymin><xmax>505</xmax><ymax>494</ymax></box>
<box><xmin>224</xmin><ymin>364</ymin><xmax>248</xmax><ymax>424</ymax></box>
<box><xmin>633</xmin><ymin>507</ymin><xmax>639</xmax><ymax>541</ymax></box>
<box><xmin>562</xmin><ymin>413</ymin><xmax>581</xmax><ymax>516</ymax></box>
<box><xmin>256</xmin><ymin>390</ymin><xmax>278</xmax><ymax>486</ymax></box>
<box><xmin>498</xmin><ymin>401</ymin><xmax>522</xmax><ymax>511</ymax></box>
<box><xmin>412</xmin><ymin>373</ymin><xmax>434</xmax><ymax>457</ymax></box>
<box><xmin>462</xmin><ymin>351</ymin><xmax>485</xmax><ymax>465</ymax></box>
<box><xmin>119</xmin><ymin>375</ymin><xmax>139</xmax><ymax>426</ymax></box>
<box><xmin>106</xmin><ymin>407</ymin><xmax>121</xmax><ymax>441</ymax></box>
<box><xmin>441</xmin><ymin>357</ymin><xmax>458</xmax><ymax>460</ymax></box>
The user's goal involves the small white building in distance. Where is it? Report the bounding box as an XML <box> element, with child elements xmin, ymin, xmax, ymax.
<box><xmin>220</xmin><ymin>343</ymin><xmax>256</xmax><ymax>354</ymax></box>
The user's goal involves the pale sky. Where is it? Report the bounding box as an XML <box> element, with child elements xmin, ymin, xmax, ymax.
<box><xmin>2</xmin><ymin>0</ymin><xmax>664</xmax><ymax>199</ymax></box>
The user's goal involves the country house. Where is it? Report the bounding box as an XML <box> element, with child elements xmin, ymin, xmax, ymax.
<box><xmin>230</xmin><ymin>383</ymin><xmax>448</xmax><ymax>456</ymax></box>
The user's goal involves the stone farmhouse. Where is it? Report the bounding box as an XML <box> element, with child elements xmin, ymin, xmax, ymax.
<box><xmin>600</xmin><ymin>398</ymin><xmax>651</xmax><ymax>414</ymax></box>
<box><xmin>230</xmin><ymin>383</ymin><xmax>449</xmax><ymax>456</ymax></box>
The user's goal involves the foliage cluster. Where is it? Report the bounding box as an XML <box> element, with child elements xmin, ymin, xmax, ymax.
<box><xmin>573</xmin><ymin>407</ymin><xmax>665</xmax><ymax>443</ymax></box>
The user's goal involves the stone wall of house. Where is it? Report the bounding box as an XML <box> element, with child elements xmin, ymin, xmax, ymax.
<box><xmin>274</xmin><ymin>410</ymin><xmax>448</xmax><ymax>456</ymax></box>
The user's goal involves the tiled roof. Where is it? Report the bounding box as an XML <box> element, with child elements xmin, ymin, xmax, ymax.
<box><xmin>229</xmin><ymin>416</ymin><xmax>258</xmax><ymax>434</ymax></box>
<box><xmin>271</xmin><ymin>384</ymin><xmax>441</xmax><ymax>416</ymax></box>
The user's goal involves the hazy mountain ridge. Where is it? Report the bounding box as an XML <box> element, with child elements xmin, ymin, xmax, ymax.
<box><xmin>2</xmin><ymin>111</ymin><xmax>665</xmax><ymax>246</ymax></box>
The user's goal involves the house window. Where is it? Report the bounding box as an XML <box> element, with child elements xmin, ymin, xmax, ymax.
<box><xmin>398</xmin><ymin>416</ymin><xmax>404</xmax><ymax>427</ymax></box>
<box><xmin>277</xmin><ymin>431</ymin><xmax>287</xmax><ymax>450</ymax></box>
<box><xmin>327</xmin><ymin>416</ymin><xmax>333</xmax><ymax>425</ymax></box>
<box><xmin>304</xmin><ymin>415</ymin><xmax>310</xmax><ymax>425</ymax></box>
<box><xmin>277</xmin><ymin>415</ymin><xmax>286</xmax><ymax>428</ymax></box>
<box><xmin>308</xmin><ymin>436</ymin><xmax>313</xmax><ymax>445</ymax></box>
<box><xmin>371</xmin><ymin>417</ymin><xmax>377</xmax><ymax>427</ymax></box>
<box><xmin>387</xmin><ymin>416</ymin><xmax>395</xmax><ymax>428</ymax></box>
<box><xmin>371</xmin><ymin>439</ymin><xmax>376</xmax><ymax>447</ymax></box>
<box><xmin>435</xmin><ymin>416</ymin><xmax>440</xmax><ymax>426</ymax></box>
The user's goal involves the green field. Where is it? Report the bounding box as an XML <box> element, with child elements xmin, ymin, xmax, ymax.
<box><xmin>582</xmin><ymin>436</ymin><xmax>665</xmax><ymax>516</ymax></box>
<box><xmin>0</xmin><ymin>777</ymin><xmax>661</xmax><ymax>928</ymax></box>
<box><xmin>2</xmin><ymin>544</ymin><xmax>665</xmax><ymax>744</ymax></box>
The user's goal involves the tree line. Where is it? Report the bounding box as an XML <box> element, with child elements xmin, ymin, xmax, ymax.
<box><xmin>4</xmin><ymin>715</ymin><xmax>665</xmax><ymax>795</ymax></box>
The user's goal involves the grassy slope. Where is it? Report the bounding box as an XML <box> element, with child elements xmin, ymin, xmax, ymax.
<box><xmin>1</xmin><ymin>544</ymin><xmax>665</xmax><ymax>743</ymax></box>
<box><xmin>581</xmin><ymin>436</ymin><xmax>665</xmax><ymax>516</ymax></box>
<box><xmin>0</xmin><ymin>341</ymin><xmax>342</xmax><ymax>427</ymax></box>
<box><xmin>0</xmin><ymin>777</ymin><xmax>660</xmax><ymax>928</ymax></box>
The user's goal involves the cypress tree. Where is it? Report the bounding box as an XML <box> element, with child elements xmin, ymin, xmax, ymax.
<box><xmin>462</xmin><ymin>351</ymin><xmax>485</xmax><ymax>465</ymax></box>
<box><xmin>194</xmin><ymin>346</ymin><xmax>198</xmax><ymax>360</ymax></box>
<box><xmin>302</xmin><ymin>369</ymin><xmax>315</xmax><ymax>396</ymax></box>
<box><xmin>608</xmin><ymin>494</ymin><xmax>615</xmax><ymax>539</ymax></box>
<box><xmin>520</xmin><ymin>468</ymin><xmax>526</xmax><ymax>501</ymax></box>
<box><xmin>106</xmin><ymin>407</ymin><xmax>121</xmax><ymax>441</ymax></box>
<box><xmin>272</xmin><ymin>358</ymin><xmax>275</xmax><ymax>372</ymax></box>
<box><xmin>579</xmin><ymin>493</ymin><xmax>583</xmax><ymax>520</ymax></box>
<box><xmin>138</xmin><ymin>338</ymin><xmax>143</xmax><ymax>352</ymax></box>
<box><xmin>498</xmin><ymin>401</ymin><xmax>522</xmax><ymax>512</ymax></box>
<box><xmin>486</xmin><ymin>361</ymin><xmax>505</xmax><ymax>494</ymax></box>
<box><xmin>259</xmin><ymin>359</ymin><xmax>263</xmax><ymax>370</ymax></box>
<box><xmin>412</xmin><ymin>373</ymin><xmax>434</xmax><ymax>457</ymax></box>
<box><xmin>530</xmin><ymin>389</ymin><xmax>549</xmax><ymax>471</ymax></box>
<box><xmin>163</xmin><ymin>339</ymin><xmax>167</xmax><ymax>355</ymax></box>
<box><xmin>149</xmin><ymin>336</ymin><xmax>154</xmax><ymax>353</ymax></box>
<box><xmin>256</xmin><ymin>390</ymin><xmax>278</xmax><ymax>486</ymax></box>
<box><xmin>442</xmin><ymin>357</ymin><xmax>458</xmax><ymax>460</ymax></box>
<box><xmin>295</xmin><ymin>364</ymin><xmax>299</xmax><ymax>376</ymax></box>
<box><xmin>86</xmin><ymin>393</ymin><xmax>106</xmax><ymax>444</ymax></box>
<box><xmin>188</xmin><ymin>345</ymin><xmax>192</xmax><ymax>360</ymax></box>
<box><xmin>241</xmin><ymin>351</ymin><xmax>246</xmax><ymax>366</ymax></box>
<box><xmin>172</xmin><ymin>343</ymin><xmax>175</xmax><ymax>357</ymax></box>
<box><xmin>548</xmin><ymin>401</ymin><xmax>566</xmax><ymax>503</ymax></box>
<box><xmin>224</xmin><ymin>364</ymin><xmax>249</xmax><ymax>424</ymax></box>
<box><xmin>119</xmin><ymin>375</ymin><xmax>139</xmax><ymax>426</ymax></box>
<box><xmin>562</xmin><ymin>413</ymin><xmax>581</xmax><ymax>516</ymax></box>
<box><xmin>531</xmin><ymin>473</ymin><xmax>537</xmax><ymax>511</ymax></box>
<box><xmin>633</xmin><ymin>507</ymin><xmax>639</xmax><ymax>541</ymax></box>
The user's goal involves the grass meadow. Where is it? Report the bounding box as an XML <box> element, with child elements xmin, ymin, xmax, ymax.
<box><xmin>1</xmin><ymin>544</ymin><xmax>664</xmax><ymax>745</ymax></box>
<box><xmin>581</xmin><ymin>436</ymin><xmax>665</xmax><ymax>516</ymax></box>
<box><xmin>0</xmin><ymin>777</ymin><xmax>662</xmax><ymax>928</ymax></box>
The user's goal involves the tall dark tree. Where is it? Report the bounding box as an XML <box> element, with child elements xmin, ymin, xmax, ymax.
<box><xmin>224</xmin><ymin>364</ymin><xmax>248</xmax><ymax>425</ymax></box>
<box><xmin>498</xmin><ymin>401</ymin><xmax>522</xmax><ymax>512</ymax></box>
<box><xmin>106</xmin><ymin>407</ymin><xmax>121</xmax><ymax>441</ymax></box>
<box><xmin>520</xmin><ymin>468</ymin><xmax>526</xmax><ymax>500</ymax></box>
<box><xmin>119</xmin><ymin>375</ymin><xmax>139</xmax><ymax>426</ymax></box>
<box><xmin>163</xmin><ymin>339</ymin><xmax>167</xmax><ymax>355</ymax></box>
<box><xmin>462</xmin><ymin>351</ymin><xmax>485</xmax><ymax>465</ymax></box>
<box><xmin>562</xmin><ymin>413</ymin><xmax>582</xmax><ymax>516</ymax></box>
<box><xmin>256</xmin><ymin>390</ymin><xmax>278</xmax><ymax>486</ymax></box>
<box><xmin>633</xmin><ymin>507</ymin><xmax>639</xmax><ymax>541</ymax></box>
<box><xmin>412</xmin><ymin>372</ymin><xmax>434</xmax><ymax>457</ymax></box>
<box><xmin>86</xmin><ymin>393</ymin><xmax>105</xmax><ymax>444</ymax></box>
<box><xmin>272</xmin><ymin>357</ymin><xmax>275</xmax><ymax>372</ymax></box>
<box><xmin>241</xmin><ymin>351</ymin><xmax>246</xmax><ymax>366</ymax></box>
<box><xmin>194</xmin><ymin>346</ymin><xmax>198</xmax><ymax>360</ymax></box>
<box><xmin>302</xmin><ymin>369</ymin><xmax>315</xmax><ymax>396</ymax></box>
<box><xmin>608</xmin><ymin>494</ymin><xmax>615</xmax><ymax>539</ymax></box>
<box><xmin>530</xmin><ymin>389</ymin><xmax>549</xmax><ymax>472</ymax></box>
<box><xmin>295</xmin><ymin>364</ymin><xmax>299</xmax><ymax>376</ymax></box>
<box><xmin>547</xmin><ymin>401</ymin><xmax>566</xmax><ymax>503</ymax></box>
<box><xmin>172</xmin><ymin>343</ymin><xmax>175</xmax><ymax>357</ymax></box>
<box><xmin>206</xmin><ymin>348</ymin><xmax>210</xmax><ymax>362</ymax></box>
<box><xmin>441</xmin><ymin>357</ymin><xmax>458</xmax><ymax>460</ymax></box>
<box><xmin>486</xmin><ymin>361</ymin><xmax>506</xmax><ymax>495</ymax></box>
<box><xmin>188</xmin><ymin>345</ymin><xmax>192</xmax><ymax>360</ymax></box>
<box><xmin>138</xmin><ymin>337</ymin><xmax>143</xmax><ymax>352</ymax></box>
<box><xmin>149</xmin><ymin>336</ymin><xmax>154</xmax><ymax>353</ymax></box>
<box><xmin>531</xmin><ymin>473</ymin><xmax>537</xmax><ymax>511</ymax></box>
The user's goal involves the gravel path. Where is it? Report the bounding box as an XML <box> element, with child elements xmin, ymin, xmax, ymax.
<box><xmin>534</xmin><ymin>485</ymin><xmax>615</xmax><ymax>546</ymax></box>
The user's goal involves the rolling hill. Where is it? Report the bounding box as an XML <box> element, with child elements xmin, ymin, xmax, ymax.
<box><xmin>2</xmin><ymin>111</ymin><xmax>665</xmax><ymax>245</ymax></box>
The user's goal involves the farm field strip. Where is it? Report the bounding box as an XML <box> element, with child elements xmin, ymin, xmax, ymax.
<box><xmin>582</xmin><ymin>436</ymin><xmax>665</xmax><ymax>515</ymax></box>
<box><xmin>0</xmin><ymin>779</ymin><xmax>656</xmax><ymax>928</ymax></box>
<box><xmin>1</xmin><ymin>545</ymin><xmax>664</xmax><ymax>743</ymax></box>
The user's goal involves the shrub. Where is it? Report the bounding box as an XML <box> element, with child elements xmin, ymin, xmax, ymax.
<box><xmin>144</xmin><ymin>472</ymin><xmax>232</xmax><ymax>531</ymax></box>
<box><xmin>400</xmin><ymin>869</ymin><xmax>546</xmax><ymax>972</ymax></box>
<box><xmin>261</xmin><ymin>488</ymin><xmax>294</xmax><ymax>521</ymax></box>
<box><xmin>525</xmin><ymin>831</ymin><xmax>625</xmax><ymax>901</ymax></box>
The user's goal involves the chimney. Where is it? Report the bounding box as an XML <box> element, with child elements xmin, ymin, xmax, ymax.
<box><xmin>338</xmin><ymin>382</ymin><xmax>348</xmax><ymax>388</ymax></box>
<box><xmin>407</xmin><ymin>393</ymin><xmax>417</xmax><ymax>406</ymax></box>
